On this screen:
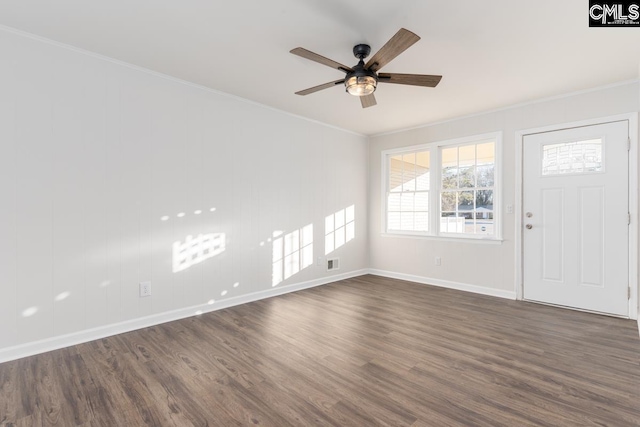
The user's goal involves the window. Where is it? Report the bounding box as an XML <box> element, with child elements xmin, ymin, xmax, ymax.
<box><xmin>441</xmin><ymin>142</ymin><xmax>495</xmax><ymax>236</ymax></box>
<box><xmin>542</xmin><ymin>139</ymin><xmax>602</xmax><ymax>175</ymax></box>
<box><xmin>387</xmin><ymin>152</ymin><xmax>430</xmax><ymax>232</ymax></box>
<box><xmin>383</xmin><ymin>132</ymin><xmax>501</xmax><ymax>239</ymax></box>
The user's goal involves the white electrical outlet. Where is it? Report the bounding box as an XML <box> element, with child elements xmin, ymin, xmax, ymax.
<box><xmin>316</xmin><ymin>256</ymin><xmax>323</xmax><ymax>267</ymax></box>
<box><xmin>139</xmin><ymin>281</ymin><xmax>152</xmax><ymax>297</ymax></box>
<box><xmin>435</xmin><ymin>257</ymin><xmax>442</xmax><ymax>266</ymax></box>
<box><xmin>506</xmin><ymin>204</ymin><xmax>514</xmax><ymax>214</ymax></box>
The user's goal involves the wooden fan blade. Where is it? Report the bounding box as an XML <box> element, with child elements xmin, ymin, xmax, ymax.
<box><xmin>360</xmin><ymin>93</ymin><xmax>377</xmax><ymax>108</ymax></box>
<box><xmin>295</xmin><ymin>79</ymin><xmax>345</xmax><ymax>96</ymax></box>
<box><xmin>290</xmin><ymin>48</ymin><xmax>353</xmax><ymax>72</ymax></box>
<box><xmin>365</xmin><ymin>28</ymin><xmax>420</xmax><ymax>72</ymax></box>
<box><xmin>378</xmin><ymin>73</ymin><xmax>442</xmax><ymax>87</ymax></box>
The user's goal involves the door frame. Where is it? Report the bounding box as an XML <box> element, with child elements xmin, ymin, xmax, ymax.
<box><xmin>515</xmin><ymin>113</ymin><xmax>638</xmax><ymax>320</ymax></box>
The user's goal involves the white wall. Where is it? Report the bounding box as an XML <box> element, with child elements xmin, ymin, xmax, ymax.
<box><xmin>0</xmin><ymin>29</ymin><xmax>368</xmax><ymax>360</ymax></box>
<box><xmin>368</xmin><ymin>81</ymin><xmax>640</xmax><ymax>297</ymax></box>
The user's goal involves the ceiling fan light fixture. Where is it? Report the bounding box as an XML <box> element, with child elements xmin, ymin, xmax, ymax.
<box><xmin>345</xmin><ymin>75</ymin><xmax>377</xmax><ymax>96</ymax></box>
<box><xmin>291</xmin><ymin>29</ymin><xmax>441</xmax><ymax>108</ymax></box>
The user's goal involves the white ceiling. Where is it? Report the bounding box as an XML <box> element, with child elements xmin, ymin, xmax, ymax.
<box><xmin>1</xmin><ymin>1</ymin><xmax>640</xmax><ymax>135</ymax></box>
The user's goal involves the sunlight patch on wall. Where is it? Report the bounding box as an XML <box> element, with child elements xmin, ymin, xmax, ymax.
<box><xmin>272</xmin><ymin>224</ymin><xmax>313</xmax><ymax>287</ymax></box>
<box><xmin>160</xmin><ymin>207</ymin><xmax>217</xmax><ymax>222</ymax></box>
<box><xmin>22</xmin><ymin>307</ymin><xmax>38</xmax><ymax>318</ymax></box>
<box><xmin>173</xmin><ymin>233</ymin><xmax>226</xmax><ymax>273</ymax></box>
<box><xmin>325</xmin><ymin>205</ymin><xmax>355</xmax><ymax>255</ymax></box>
<box><xmin>54</xmin><ymin>291</ymin><xmax>71</xmax><ymax>302</ymax></box>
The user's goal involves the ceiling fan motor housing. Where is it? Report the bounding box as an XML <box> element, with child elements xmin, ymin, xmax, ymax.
<box><xmin>353</xmin><ymin>44</ymin><xmax>371</xmax><ymax>60</ymax></box>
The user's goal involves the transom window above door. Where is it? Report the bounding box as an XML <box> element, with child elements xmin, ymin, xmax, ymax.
<box><xmin>382</xmin><ymin>132</ymin><xmax>501</xmax><ymax>240</ymax></box>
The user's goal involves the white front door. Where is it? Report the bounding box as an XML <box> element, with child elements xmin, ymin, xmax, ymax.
<box><xmin>523</xmin><ymin>121</ymin><xmax>629</xmax><ymax>316</ymax></box>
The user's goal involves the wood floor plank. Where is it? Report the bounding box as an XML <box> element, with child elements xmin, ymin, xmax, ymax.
<box><xmin>1</xmin><ymin>274</ymin><xmax>639</xmax><ymax>426</ymax></box>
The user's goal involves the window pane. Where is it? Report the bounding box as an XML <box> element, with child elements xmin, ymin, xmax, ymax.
<box><xmin>442</xmin><ymin>167</ymin><xmax>458</xmax><ymax>189</ymax></box>
<box><xmin>441</xmin><ymin>214</ymin><xmax>464</xmax><ymax>233</ymax></box>
<box><xmin>401</xmin><ymin>193</ymin><xmax>414</xmax><ymax>211</ymax></box>
<box><xmin>477</xmin><ymin>142</ymin><xmax>495</xmax><ymax>165</ymax></box>
<box><xmin>441</xmin><ymin>147</ymin><xmax>458</xmax><ymax>189</ymax></box>
<box><xmin>388</xmin><ymin>193</ymin><xmax>401</xmax><ymax>211</ymax></box>
<box><xmin>459</xmin><ymin>145</ymin><xmax>475</xmax><ymax>166</ymax></box>
<box><xmin>415</xmin><ymin>192</ymin><xmax>429</xmax><ymax>211</ymax></box>
<box><xmin>476</xmin><ymin>215</ymin><xmax>494</xmax><ymax>235</ymax></box>
<box><xmin>442</xmin><ymin>147</ymin><xmax>457</xmax><ymax>168</ymax></box>
<box><xmin>388</xmin><ymin>212</ymin><xmax>401</xmax><ymax>230</ymax></box>
<box><xmin>477</xmin><ymin>165</ymin><xmax>494</xmax><ymax>187</ymax></box>
<box><xmin>458</xmin><ymin>166</ymin><xmax>475</xmax><ymax>188</ymax></box>
<box><xmin>459</xmin><ymin>191</ymin><xmax>474</xmax><ymax>212</ymax></box>
<box><xmin>476</xmin><ymin>190</ymin><xmax>493</xmax><ymax>208</ymax></box>
<box><xmin>402</xmin><ymin>153</ymin><xmax>416</xmax><ymax>191</ymax></box>
<box><xmin>441</xmin><ymin>192</ymin><xmax>456</xmax><ymax>211</ymax></box>
<box><xmin>542</xmin><ymin>139</ymin><xmax>602</xmax><ymax>175</ymax></box>
<box><xmin>416</xmin><ymin>151</ymin><xmax>430</xmax><ymax>168</ymax></box>
<box><xmin>401</xmin><ymin>212</ymin><xmax>414</xmax><ymax>230</ymax></box>
<box><xmin>389</xmin><ymin>155</ymin><xmax>403</xmax><ymax>191</ymax></box>
<box><xmin>416</xmin><ymin>151</ymin><xmax>430</xmax><ymax>191</ymax></box>
<box><xmin>415</xmin><ymin>212</ymin><xmax>428</xmax><ymax>231</ymax></box>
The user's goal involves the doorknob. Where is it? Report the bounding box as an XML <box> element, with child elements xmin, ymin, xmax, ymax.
<box><xmin>526</xmin><ymin>212</ymin><xmax>533</xmax><ymax>218</ymax></box>
<box><xmin>526</xmin><ymin>224</ymin><xmax>533</xmax><ymax>229</ymax></box>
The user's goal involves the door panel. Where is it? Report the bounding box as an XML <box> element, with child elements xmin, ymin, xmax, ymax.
<box><xmin>523</xmin><ymin>121</ymin><xmax>628</xmax><ymax>316</ymax></box>
<box><xmin>541</xmin><ymin>188</ymin><xmax>563</xmax><ymax>282</ymax></box>
<box><xmin>578</xmin><ymin>186</ymin><xmax>604</xmax><ymax>287</ymax></box>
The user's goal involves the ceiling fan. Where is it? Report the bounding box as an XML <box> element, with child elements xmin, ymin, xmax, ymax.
<box><xmin>290</xmin><ymin>28</ymin><xmax>442</xmax><ymax>108</ymax></box>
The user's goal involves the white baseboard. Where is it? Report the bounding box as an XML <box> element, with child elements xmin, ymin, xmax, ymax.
<box><xmin>367</xmin><ymin>269</ymin><xmax>517</xmax><ymax>300</ymax></box>
<box><xmin>0</xmin><ymin>269</ymin><xmax>368</xmax><ymax>364</ymax></box>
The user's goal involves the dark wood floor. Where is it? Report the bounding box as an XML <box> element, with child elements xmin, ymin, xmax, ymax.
<box><xmin>1</xmin><ymin>274</ymin><xmax>639</xmax><ymax>426</ymax></box>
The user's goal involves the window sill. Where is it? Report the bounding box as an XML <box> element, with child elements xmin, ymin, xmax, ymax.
<box><xmin>380</xmin><ymin>232</ymin><xmax>504</xmax><ymax>244</ymax></box>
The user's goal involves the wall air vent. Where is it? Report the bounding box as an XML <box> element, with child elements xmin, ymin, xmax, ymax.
<box><xmin>327</xmin><ymin>258</ymin><xmax>340</xmax><ymax>271</ymax></box>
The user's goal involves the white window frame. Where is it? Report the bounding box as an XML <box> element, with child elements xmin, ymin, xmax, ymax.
<box><xmin>381</xmin><ymin>131</ymin><xmax>502</xmax><ymax>241</ymax></box>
